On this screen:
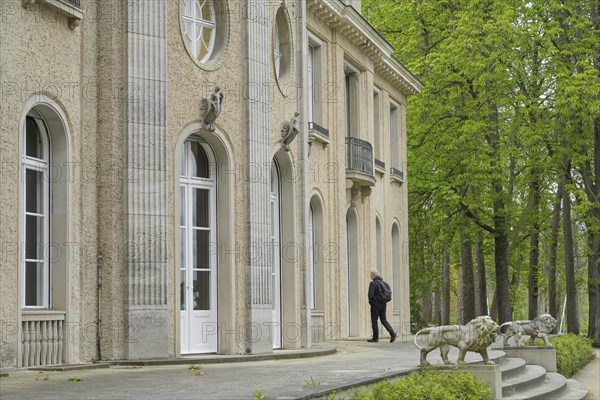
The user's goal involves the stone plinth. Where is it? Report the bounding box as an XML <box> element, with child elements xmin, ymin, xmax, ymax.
<box><xmin>431</xmin><ymin>364</ymin><xmax>501</xmax><ymax>400</ymax></box>
<box><xmin>501</xmin><ymin>346</ymin><xmax>557</xmax><ymax>372</ymax></box>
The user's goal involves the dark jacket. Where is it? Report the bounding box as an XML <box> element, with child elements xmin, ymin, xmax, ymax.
<box><xmin>368</xmin><ymin>276</ymin><xmax>384</xmax><ymax>306</ymax></box>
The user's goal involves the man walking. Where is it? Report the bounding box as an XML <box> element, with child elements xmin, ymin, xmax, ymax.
<box><xmin>368</xmin><ymin>270</ymin><xmax>396</xmax><ymax>343</ymax></box>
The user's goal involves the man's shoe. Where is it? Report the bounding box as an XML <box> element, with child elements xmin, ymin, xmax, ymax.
<box><xmin>390</xmin><ymin>333</ymin><xmax>397</xmax><ymax>343</ymax></box>
<box><xmin>367</xmin><ymin>338</ymin><xmax>378</xmax><ymax>342</ymax></box>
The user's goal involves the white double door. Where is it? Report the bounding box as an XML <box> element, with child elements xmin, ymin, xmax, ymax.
<box><xmin>180</xmin><ymin>181</ymin><xmax>217</xmax><ymax>354</ymax></box>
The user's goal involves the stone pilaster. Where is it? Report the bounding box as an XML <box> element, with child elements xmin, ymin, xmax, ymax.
<box><xmin>244</xmin><ymin>0</ymin><xmax>273</xmax><ymax>354</ymax></box>
<box><xmin>125</xmin><ymin>0</ymin><xmax>169</xmax><ymax>359</ymax></box>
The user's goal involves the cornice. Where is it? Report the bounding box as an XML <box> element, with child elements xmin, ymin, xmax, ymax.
<box><xmin>307</xmin><ymin>0</ymin><xmax>423</xmax><ymax>95</ymax></box>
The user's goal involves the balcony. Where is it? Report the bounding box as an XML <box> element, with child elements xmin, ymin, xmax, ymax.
<box><xmin>345</xmin><ymin>137</ymin><xmax>375</xmax><ymax>187</ymax></box>
<box><xmin>22</xmin><ymin>0</ymin><xmax>83</xmax><ymax>30</ymax></box>
<box><xmin>374</xmin><ymin>159</ymin><xmax>386</xmax><ymax>174</ymax></box>
<box><xmin>308</xmin><ymin>122</ymin><xmax>330</xmax><ymax>153</ymax></box>
<box><xmin>390</xmin><ymin>167</ymin><xmax>405</xmax><ymax>183</ymax></box>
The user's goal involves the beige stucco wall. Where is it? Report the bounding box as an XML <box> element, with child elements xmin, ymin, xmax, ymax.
<box><xmin>306</xmin><ymin>6</ymin><xmax>412</xmax><ymax>339</ymax></box>
<box><xmin>0</xmin><ymin>0</ymin><xmax>414</xmax><ymax>368</ymax></box>
<box><xmin>0</xmin><ymin>1</ymin><xmax>105</xmax><ymax>367</ymax></box>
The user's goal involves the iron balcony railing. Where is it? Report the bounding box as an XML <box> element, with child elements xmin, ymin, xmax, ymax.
<box><xmin>390</xmin><ymin>167</ymin><xmax>404</xmax><ymax>181</ymax></box>
<box><xmin>60</xmin><ymin>0</ymin><xmax>81</xmax><ymax>8</ymax></box>
<box><xmin>345</xmin><ymin>137</ymin><xmax>374</xmax><ymax>176</ymax></box>
<box><xmin>374</xmin><ymin>159</ymin><xmax>386</xmax><ymax>171</ymax></box>
<box><xmin>308</xmin><ymin>122</ymin><xmax>329</xmax><ymax>138</ymax></box>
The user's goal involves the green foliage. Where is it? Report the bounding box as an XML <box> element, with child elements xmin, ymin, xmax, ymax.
<box><xmin>369</xmin><ymin>370</ymin><xmax>493</xmax><ymax>400</ymax></box>
<box><xmin>304</xmin><ymin>376</ymin><xmax>321</xmax><ymax>388</ymax></box>
<box><xmin>550</xmin><ymin>334</ymin><xmax>596</xmax><ymax>377</ymax></box>
<box><xmin>364</xmin><ymin>0</ymin><xmax>599</xmax><ymax>339</ymax></box>
<box><xmin>252</xmin><ymin>384</ymin><xmax>269</xmax><ymax>400</ymax></box>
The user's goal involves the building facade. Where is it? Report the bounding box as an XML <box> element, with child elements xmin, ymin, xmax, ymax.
<box><xmin>0</xmin><ymin>0</ymin><xmax>421</xmax><ymax>368</ymax></box>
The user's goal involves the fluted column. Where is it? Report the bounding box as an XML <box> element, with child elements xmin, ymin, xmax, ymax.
<box><xmin>126</xmin><ymin>0</ymin><xmax>168</xmax><ymax>359</ymax></box>
<box><xmin>244</xmin><ymin>0</ymin><xmax>273</xmax><ymax>354</ymax></box>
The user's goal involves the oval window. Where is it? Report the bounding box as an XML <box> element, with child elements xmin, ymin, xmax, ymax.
<box><xmin>180</xmin><ymin>0</ymin><xmax>230</xmax><ymax>70</ymax></box>
<box><xmin>273</xmin><ymin>5</ymin><xmax>293</xmax><ymax>93</ymax></box>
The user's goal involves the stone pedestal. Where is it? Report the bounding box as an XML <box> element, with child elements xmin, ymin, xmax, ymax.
<box><xmin>502</xmin><ymin>346</ymin><xmax>557</xmax><ymax>372</ymax></box>
<box><xmin>432</xmin><ymin>364</ymin><xmax>502</xmax><ymax>400</ymax></box>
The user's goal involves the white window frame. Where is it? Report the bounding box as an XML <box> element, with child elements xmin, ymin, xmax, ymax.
<box><xmin>390</xmin><ymin>100</ymin><xmax>399</xmax><ymax>169</ymax></box>
<box><xmin>308</xmin><ymin>34</ymin><xmax>324</xmax><ymax>125</ymax></box>
<box><xmin>181</xmin><ymin>0</ymin><xmax>217</xmax><ymax>63</ymax></box>
<box><xmin>344</xmin><ymin>62</ymin><xmax>361</xmax><ymax>138</ymax></box>
<box><xmin>373</xmin><ymin>88</ymin><xmax>381</xmax><ymax>160</ymax></box>
<box><xmin>309</xmin><ymin>204</ymin><xmax>316</xmax><ymax>310</ymax></box>
<box><xmin>21</xmin><ymin>113</ymin><xmax>51</xmax><ymax>310</ymax></box>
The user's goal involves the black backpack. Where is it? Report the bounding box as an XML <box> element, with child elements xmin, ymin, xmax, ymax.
<box><xmin>377</xmin><ymin>280</ymin><xmax>392</xmax><ymax>303</ymax></box>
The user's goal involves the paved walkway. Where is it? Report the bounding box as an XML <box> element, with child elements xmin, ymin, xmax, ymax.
<box><xmin>0</xmin><ymin>338</ymin><xmax>597</xmax><ymax>400</ymax></box>
<box><xmin>572</xmin><ymin>348</ymin><xmax>600</xmax><ymax>400</ymax></box>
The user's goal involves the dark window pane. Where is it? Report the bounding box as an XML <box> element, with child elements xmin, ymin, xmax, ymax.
<box><xmin>190</xmin><ymin>142</ymin><xmax>209</xmax><ymax>178</ymax></box>
<box><xmin>179</xmin><ymin>186</ymin><xmax>186</xmax><ymax>226</ymax></box>
<box><xmin>25</xmin><ymin>262</ymin><xmax>43</xmax><ymax>306</ymax></box>
<box><xmin>25</xmin><ymin>117</ymin><xmax>42</xmax><ymax>159</ymax></box>
<box><xmin>180</xmin><ymin>270</ymin><xmax>186</xmax><ymax>311</ymax></box>
<box><xmin>192</xmin><ymin>188</ymin><xmax>209</xmax><ymax>228</ymax></box>
<box><xmin>193</xmin><ymin>270</ymin><xmax>210</xmax><ymax>310</ymax></box>
<box><xmin>25</xmin><ymin>215</ymin><xmax>43</xmax><ymax>260</ymax></box>
<box><xmin>192</xmin><ymin>229</ymin><xmax>212</xmax><ymax>269</ymax></box>
<box><xmin>25</xmin><ymin>169</ymin><xmax>43</xmax><ymax>213</ymax></box>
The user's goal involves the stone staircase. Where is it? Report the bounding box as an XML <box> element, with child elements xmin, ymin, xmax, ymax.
<box><xmin>493</xmin><ymin>352</ymin><xmax>588</xmax><ymax>399</ymax></box>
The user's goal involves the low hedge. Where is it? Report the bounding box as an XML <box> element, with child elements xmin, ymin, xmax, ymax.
<box><xmin>367</xmin><ymin>370</ymin><xmax>493</xmax><ymax>400</ymax></box>
<box><xmin>549</xmin><ymin>334</ymin><xmax>596</xmax><ymax>378</ymax></box>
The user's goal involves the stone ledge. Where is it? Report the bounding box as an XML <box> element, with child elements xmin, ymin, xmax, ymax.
<box><xmin>104</xmin><ymin>345</ymin><xmax>337</xmax><ymax>366</ymax></box>
<box><xmin>29</xmin><ymin>363</ymin><xmax>111</xmax><ymax>372</ymax></box>
<box><xmin>498</xmin><ymin>346</ymin><xmax>556</xmax><ymax>373</ymax></box>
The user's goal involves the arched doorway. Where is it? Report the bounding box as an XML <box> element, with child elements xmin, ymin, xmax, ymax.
<box><xmin>179</xmin><ymin>138</ymin><xmax>218</xmax><ymax>354</ymax></box>
<box><xmin>391</xmin><ymin>222</ymin><xmax>401</xmax><ymax>330</ymax></box>
<box><xmin>346</xmin><ymin>208</ymin><xmax>359</xmax><ymax>337</ymax></box>
<box><xmin>309</xmin><ymin>195</ymin><xmax>325</xmax><ymax>342</ymax></box>
<box><xmin>271</xmin><ymin>161</ymin><xmax>282</xmax><ymax>349</ymax></box>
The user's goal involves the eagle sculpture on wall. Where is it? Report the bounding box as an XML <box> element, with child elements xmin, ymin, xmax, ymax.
<box><xmin>200</xmin><ymin>87</ymin><xmax>224</xmax><ymax>132</ymax></box>
<box><xmin>281</xmin><ymin>112</ymin><xmax>300</xmax><ymax>152</ymax></box>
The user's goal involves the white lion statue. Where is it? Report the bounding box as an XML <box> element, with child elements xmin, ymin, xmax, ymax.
<box><xmin>500</xmin><ymin>314</ymin><xmax>557</xmax><ymax>347</ymax></box>
<box><xmin>413</xmin><ymin>316</ymin><xmax>500</xmax><ymax>366</ymax></box>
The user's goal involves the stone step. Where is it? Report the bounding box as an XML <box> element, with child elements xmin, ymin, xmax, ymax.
<box><xmin>552</xmin><ymin>379</ymin><xmax>589</xmax><ymax>400</ymax></box>
<box><xmin>500</xmin><ymin>357</ymin><xmax>527</xmax><ymax>381</ymax></box>
<box><xmin>503</xmin><ymin>372</ymin><xmax>567</xmax><ymax>399</ymax></box>
<box><xmin>502</xmin><ymin>365</ymin><xmax>547</xmax><ymax>398</ymax></box>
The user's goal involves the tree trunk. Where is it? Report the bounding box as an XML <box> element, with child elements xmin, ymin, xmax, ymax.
<box><xmin>442</xmin><ymin>250</ymin><xmax>451</xmax><ymax>325</ymax></box>
<box><xmin>528</xmin><ymin>170</ymin><xmax>541</xmax><ymax>319</ymax></box>
<box><xmin>585</xmin><ymin>113</ymin><xmax>600</xmax><ymax>341</ymax></box>
<box><xmin>494</xmin><ymin>203</ymin><xmax>511</xmax><ymax>323</ymax></box>
<box><xmin>474</xmin><ymin>233</ymin><xmax>488</xmax><ymax>316</ymax></box>
<box><xmin>587</xmin><ymin>0</ymin><xmax>600</xmax><ymax>344</ymax></box>
<box><xmin>548</xmin><ymin>183</ymin><xmax>563</xmax><ymax>332</ymax></box>
<box><xmin>528</xmin><ymin>230</ymin><xmax>540</xmax><ymax>319</ymax></box>
<box><xmin>563</xmin><ymin>157</ymin><xmax>580</xmax><ymax>334</ymax></box>
<box><xmin>490</xmin><ymin>288</ymin><xmax>498</xmax><ymax>321</ymax></box>
<box><xmin>588</xmin><ymin>220</ymin><xmax>600</xmax><ymax>341</ymax></box>
<box><xmin>487</xmin><ymin>108</ymin><xmax>512</xmax><ymax>324</ymax></box>
<box><xmin>434</xmin><ymin>289</ymin><xmax>441</xmax><ymax>326</ymax></box>
<box><xmin>459</xmin><ymin>228</ymin><xmax>476</xmax><ymax>323</ymax></box>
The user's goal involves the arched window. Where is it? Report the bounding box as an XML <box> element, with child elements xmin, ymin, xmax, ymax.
<box><xmin>392</xmin><ymin>223</ymin><xmax>401</xmax><ymax>311</ymax></box>
<box><xmin>179</xmin><ymin>138</ymin><xmax>218</xmax><ymax>354</ymax></box>
<box><xmin>271</xmin><ymin>161</ymin><xmax>282</xmax><ymax>349</ymax></box>
<box><xmin>375</xmin><ymin>217</ymin><xmax>382</xmax><ymax>271</ymax></box>
<box><xmin>22</xmin><ymin>111</ymin><xmax>50</xmax><ymax>308</ymax></box>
